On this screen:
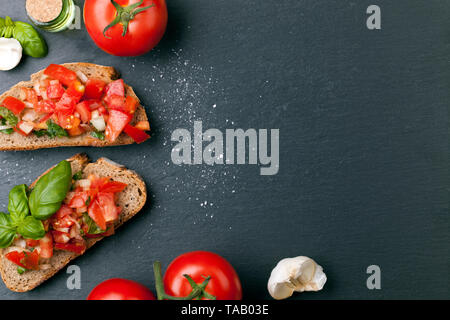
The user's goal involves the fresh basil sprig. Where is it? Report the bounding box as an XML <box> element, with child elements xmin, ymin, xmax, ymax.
<box><xmin>0</xmin><ymin>16</ymin><xmax>48</xmax><ymax>58</ymax></box>
<box><xmin>46</xmin><ymin>120</ymin><xmax>68</xmax><ymax>138</ymax></box>
<box><xmin>8</xmin><ymin>185</ymin><xmax>30</xmax><ymax>222</ymax></box>
<box><xmin>0</xmin><ymin>212</ymin><xmax>16</xmax><ymax>248</ymax></box>
<box><xmin>0</xmin><ymin>106</ymin><xmax>18</xmax><ymax>127</ymax></box>
<box><xmin>83</xmin><ymin>213</ymin><xmax>105</xmax><ymax>235</ymax></box>
<box><xmin>29</xmin><ymin>160</ymin><xmax>72</xmax><ymax>220</ymax></box>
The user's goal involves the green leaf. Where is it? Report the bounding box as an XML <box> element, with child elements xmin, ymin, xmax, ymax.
<box><xmin>34</xmin><ymin>129</ymin><xmax>48</xmax><ymax>137</ymax></box>
<box><xmin>16</xmin><ymin>216</ymin><xmax>45</xmax><ymax>240</ymax></box>
<box><xmin>0</xmin><ymin>212</ymin><xmax>16</xmax><ymax>248</ymax></box>
<box><xmin>0</xmin><ymin>107</ymin><xmax>18</xmax><ymax>127</ymax></box>
<box><xmin>29</xmin><ymin>160</ymin><xmax>72</xmax><ymax>220</ymax></box>
<box><xmin>8</xmin><ymin>184</ymin><xmax>29</xmax><ymax>223</ymax></box>
<box><xmin>83</xmin><ymin>213</ymin><xmax>105</xmax><ymax>235</ymax></box>
<box><xmin>72</xmin><ymin>171</ymin><xmax>83</xmax><ymax>180</ymax></box>
<box><xmin>12</xmin><ymin>21</ymin><xmax>48</xmax><ymax>58</ymax></box>
<box><xmin>46</xmin><ymin>120</ymin><xmax>68</xmax><ymax>138</ymax></box>
<box><xmin>0</xmin><ymin>128</ymin><xmax>14</xmax><ymax>134</ymax></box>
<box><xmin>17</xmin><ymin>266</ymin><xmax>26</xmax><ymax>274</ymax></box>
<box><xmin>90</xmin><ymin>130</ymin><xmax>105</xmax><ymax>140</ymax></box>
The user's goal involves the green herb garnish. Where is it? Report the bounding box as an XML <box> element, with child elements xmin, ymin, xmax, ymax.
<box><xmin>17</xmin><ymin>266</ymin><xmax>26</xmax><ymax>274</ymax></box>
<box><xmin>90</xmin><ymin>130</ymin><xmax>105</xmax><ymax>140</ymax></box>
<box><xmin>46</xmin><ymin>120</ymin><xmax>68</xmax><ymax>138</ymax></box>
<box><xmin>0</xmin><ymin>107</ymin><xmax>18</xmax><ymax>127</ymax></box>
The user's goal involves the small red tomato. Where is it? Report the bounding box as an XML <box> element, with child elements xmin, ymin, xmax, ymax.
<box><xmin>87</xmin><ymin>278</ymin><xmax>156</xmax><ymax>300</ymax></box>
<box><xmin>163</xmin><ymin>251</ymin><xmax>243</xmax><ymax>300</ymax></box>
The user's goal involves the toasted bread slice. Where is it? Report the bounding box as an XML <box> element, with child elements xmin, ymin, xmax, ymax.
<box><xmin>0</xmin><ymin>153</ymin><xmax>147</xmax><ymax>292</ymax></box>
<box><xmin>0</xmin><ymin>63</ymin><xmax>149</xmax><ymax>150</ymax></box>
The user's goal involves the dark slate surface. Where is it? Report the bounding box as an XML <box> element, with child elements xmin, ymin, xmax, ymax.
<box><xmin>0</xmin><ymin>0</ymin><xmax>448</xmax><ymax>299</ymax></box>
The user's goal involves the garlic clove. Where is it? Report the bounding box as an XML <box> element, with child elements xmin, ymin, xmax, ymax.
<box><xmin>0</xmin><ymin>38</ymin><xmax>23</xmax><ymax>71</ymax></box>
<box><xmin>267</xmin><ymin>256</ymin><xmax>327</xmax><ymax>300</ymax></box>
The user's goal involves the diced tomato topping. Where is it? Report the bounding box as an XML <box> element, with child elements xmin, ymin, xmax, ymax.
<box><xmin>39</xmin><ymin>233</ymin><xmax>53</xmax><ymax>259</ymax></box>
<box><xmin>67</xmin><ymin>80</ymin><xmax>85</xmax><ymax>97</ymax></box>
<box><xmin>67</xmin><ymin>117</ymin><xmax>83</xmax><ymax>136</ymax></box>
<box><xmin>96</xmin><ymin>193</ymin><xmax>120</xmax><ymax>223</ymax></box>
<box><xmin>22</xmin><ymin>88</ymin><xmax>38</xmax><ymax>107</ymax></box>
<box><xmin>105</xmin><ymin>79</ymin><xmax>124</xmax><ymax>98</ymax></box>
<box><xmin>54</xmin><ymin>205</ymin><xmax>74</xmax><ymax>220</ymax></box>
<box><xmin>75</xmin><ymin>101</ymin><xmax>92</xmax><ymax>123</ymax></box>
<box><xmin>25</xmin><ymin>239</ymin><xmax>40</xmax><ymax>247</ymax></box>
<box><xmin>5</xmin><ymin>250</ymin><xmax>40</xmax><ymax>270</ymax></box>
<box><xmin>44</xmin><ymin>64</ymin><xmax>78</xmax><ymax>87</ymax></box>
<box><xmin>55</xmin><ymin>92</ymin><xmax>80</xmax><ymax>114</ymax></box>
<box><xmin>105</xmin><ymin>109</ymin><xmax>131</xmax><ymax>142</ymax></box>
<box><xmin>51</xmin><ymin>230</ymin><xmax>71</xmax><ymax>244</ymax></box>
<box><xmin>104</xmin><ymin>94</ymin><xmax>125</xmax><ymax>110</ymax></box>
<box><xmin>99</xmin><ymin>181</ymin><xmax>127</xmax><ymax>193</ymax></box>
<box><xmin>88</xmin><ymin>198</ymin><xmax>107</xmax><ymax>231</ymax></box>
<box><xmin>124</xmin><ymin>124</ymin><xmax>150</xmax><ymax>144</ymax></box>
<box><xmin>84</xmin><ymin>79</ymin><xmax>106</xmax><ymax>100</ymax></box>
<box><xmin>35</xmin><ymin>100</ymin><xmax>56</xmax><ymax>114</ymax></box>
<box><xmin>2</xmin><ymin>96</ymin><xmax>26</xmax><ymax>115</ymax></box>
<box><xmin>56</xmin><ymin>112</ymin><xmax>79</xmax><ymax>130</ymax></box>
<box><xmin>16</xmin><ymin>121</ymin><xmax>34</xmax><ymax>136</ymax></box>
<box><xmin>47</xmin><ymin>81</ymin><xmax>65</xmax><ymax>99</ymax></box>
<box><xmin>134</xmin><ymin>120</ymin><xmax>150</xmax><ymax>131</ymax></box>
<box><xmin>68</xmin><ymin>192</ymin><xmax>90</xmax><ymax>209</ymax></box>
<box><xmin>124</xmin><ymin>96</ymin><xmax>139</xmax><ymax>114</ymax></box>
<box><xmin>54</xmin><ymin>240</ymin><xmax>86</xmax><ymax>254</ymax></box>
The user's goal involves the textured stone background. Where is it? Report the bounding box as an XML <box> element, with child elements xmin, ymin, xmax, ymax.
<box><xmin>0</xmin><ymin>0</ymin><xmax>448</xmax><ymax>299</ymax></box>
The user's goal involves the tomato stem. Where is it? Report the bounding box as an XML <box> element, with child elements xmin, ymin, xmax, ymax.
<box><xmin>103</xmin><ymin>0</ymin><xmax>155</xmax><ymax>39</ymax></box>
<box><xmin>152</xmin><ymin>261</ymin><xmax>216</xmax><ymax>300</ymax></box>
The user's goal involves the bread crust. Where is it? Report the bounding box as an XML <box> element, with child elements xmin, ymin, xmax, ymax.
<box><xmin>0</xmin><ymin>153</ymin><xmax>147</xmax><ymax>292</ymax></box>
<box><xmin>0</xmin><ymin>63</ymin><xmax>149</xmax><ymax>150</ymax></box>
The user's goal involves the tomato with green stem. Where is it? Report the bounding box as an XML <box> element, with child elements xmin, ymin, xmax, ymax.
<box><xmin>84</xmin><ymin>0</ymin><xmax>168</xmax><ymax>56</ymax></box>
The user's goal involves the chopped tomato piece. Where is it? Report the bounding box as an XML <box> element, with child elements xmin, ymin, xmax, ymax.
<box><xmin>105</xmin><ymin>110</ymin><xmax>131</xmax><ymax>142</ymax></box>
<box><xmin>99</xmin><ymin>181</ymin><xmax>127</xmax><ymax>193</ymax></box>
<box><xmin>54</xmin><ymin>205</ymin><xmax>73</xmax><ymax>220</ymax></box>
<box><xmin>134</xmin><ymin>121</ymin><xmax>150</xmax><ymax>131</ymax></box>
<box><xmin>51</xmin><ymin>230</ymin><xmax>71</xmax><ymax>244</ymax></box>
<box><xmin>5</xmin><ymin>250</ymin><xmax>40</xmax><ymax>270</ymax></box>
<box><xmin>66</xmin><ymin>117</ymin><xmax>83</xmax><ymax>136</ymax></box>
<box><xmin>104</xmin><ymin>94</ymin><xmax>125</xmax><ymax>110</ymax></box>
<box><xmin>67</xmin><ymin>80</ymin><xmax>85</xmax><ymax>97</ymax></box>
<box><xmin>55</xmin><ymin>91</ymin><xmax>82</xmax><ymax>114</ymax></box>
<box><xmin>25</xmin><ymin>239</ymin><xmax>40</xmax><ymax>247</ymax></box>
<box><xmin>105</xmin><ymin>79</ymin><xmax>124</xmax><ymax>98</ymax></box>
<box><xmin>75</xmin><ymin>101</ymin><xmax>92</xmax><ymax>123</ymax></box>
<box><xmin>54</xmin><ymin>240</ymin><xmax>86</xmax><ymax>254</ymax></box>
<box><xmin>2</xmin><ymin>96</ymin><xmax>25</xmax><ymax>115</ymax></box>
<box><xmin>22</xmin><ymin>87</ymin><xmax>38</xmax><ymax>107</ymax></box>
<box><xmin>56</xmin><ymin>112</ymin><xmax>79</xmax><ymax>130</ymax></box>
<box><xmin>84</xmin><ymin>79</ymin><xmax>106</xmax><ymax>100</ymax></box>
<box><xmin>123</xmin><ymin>124</ymin><xmax>150</xmax><ymax>144</ymax></box>
<box><xmin>39</xmin><ymin>233</ymin><xmax>53</xmax><ymax>259</ymax></box>
<box><xmin>36</xmin><ymin>100</ymin><xmax>56</xmax><ymax>114</ymax></box>
<box><xmin>96</xmin><ymin>193</ymin><xmax>120</xmax><ymax>223</ymax></box>
<box><xmin>44</xmin><ymin>64</ymin><xmax>78</xmax><ymax>87</ymax></box>
<box><xmin>69</xmin><ymin>192</ymin><xmax>90</xmax><ymax>208</ymax></box>
<box><xmin>88</xmin><ymin>198</ymin><xmax>107</xmax><ymax>231</ymax></box>
<box><xmin>47</xmin><ymin>82</ymin><xmax>65</xmax><ymax>99</ymax></box>
<box><xmin>124</xmin><ymin>96</ymin><xmax>139</xmax><ymax>114</ymax></box>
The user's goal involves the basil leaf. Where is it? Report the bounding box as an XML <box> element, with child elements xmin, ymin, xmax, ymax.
<box><xmin>83</xmin><ymin>213</ymin><xmax>105</xmax><ymax>235</ymax></box>
<box><xmin>73</xmin><ymin>172</ymin><xmax>83</xmax><ymax>180</ymax></box>
<box><xmin>0</xmin><ymin>212</ymin><xmax>16</xmax><ymax>248</ymax></box>
<box><xmin>90</xmin><ymin>130</ymin><xmax>105</xmax><ymax>140</ymax></box>
<box><xmin>46</xmin><ymin>120</ymin><xmax>68</xmax><ymax>138</ymax></box>
<box><xmin>29</xmin><ymin>160</ymin><xmax>72</xmax><ymax>220</ymax></box>
<box><xmin>17</xmin><ymin>216</ymin><xmax>45</xmax><ymax>240</ymax></box>
<box><xmin>8</xmin><ymin>184</ymin><xmax>29</xmax><ymax>223</ymax></box>
<box><xmin>12</xmin><ymin>21</ymin><xmax>48</xmax><ymax>58</ymax></box>
<box><xmin>17</xmin><ymin>266</ymin><xmax>26</xmax><ymax>274</ymax></box>
<box><xmin>34</xmin><ymin>130</ymin><xmax>48</xmax><ymax>137</ymax></box>
<box><xmin>0</xmin><ymin>128</ymin><xmax>13</xmax><ymax>134</ymax></box>
<box><xmin>0</xmin><ymin>107</ymin><xmax>18</xmax><ymax>127</ymax></box>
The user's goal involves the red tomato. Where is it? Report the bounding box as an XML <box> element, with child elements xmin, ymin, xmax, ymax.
<box><xmin>105</xmin><ymin>94</ymin><xmax>125</xmax><ymax>110</ymax></box>
<box><xmin>75</xmin><ymin>101</ymin><xmax>92</xmax><ymax>123</ymax></box>
<box><xmin>52</xmin><ymin>230</ymin><xmax>71</xmax><ymax>244</ymax></box>
<box><xmin>5</xmin><ymin>250</ymin><xmax>40</xmax><ymax>270</ymax></box>
<box><xmin>55</xmin><ymin>92</ymin><xmax>79</xmax><ymax>114</ymax></box>
<box><xmin>35</xmin><ymin>100</ymin><xmax>56</xmax><ymax>114</ymax></box>
<box><xmin>69</xmin><ymin>192</ymin><xmax>90</xmax><ymax>208</ymax></box>
<box><xmin>163</xmin><ymin>251</ymin><xmax>243</xmax><ymax>300</ymax></box>
<box><xmin>25</xmin><ymin>239</ymin><xmax>40</xmax><ymax>247</ymax></box>
<box><xmin>123</xmin><ymin>124</ymin><xmax>150</xmax><ymax>144</ymax></box>
<box><xmin>96</xmin><ymin>193</ymin><xmax>120</xmax><ymax>222</ymax></box>
<box><xmin>44</xmin><ymin>64</ymin><xmax>78</xmax><ymax>86</ymax></box>
<box><xmin>105</xmin><ymin>109</ymin><xmax>131</xmax><ymax>142</ymax></box>
<box><xmin>54</xmin><ymin>204</ymin><xmax>73</xmax><ymax>220</ymax></box>
<box><xmin>39</xmin><ymin>233</ymin><xmax>53</xmax><ymax>259</ymax></box>
<box><xmin>22</xmin><ymin>87</ymin><xmax>38</xmax><ymax>107</ymax></box>
<box><xmin>54</xmin><ymin>240</ymin><xmax>86</xmax><ymax>254</ymax></box>
<box><xmin>2</xmin><ymin>96</ymin><xmax>26</xmax><ymax>115</ymax></box>
<box><xmin>105</xmin><ymin>79</ymin><xmax>125</xmax><ymax>98</ymax></box>
<box><xmin>87</xmin><ymin>278</ymin><xmax>156</xmax><ymax>300</ymax></box>
<box><xmin>84</xmin><ymin>0</ymin><xmax>167</xmax><ymax>56</ymax></box>
<box><xmin>84</xmin><ymin>79</ymin><xmax>106</xmax><ymax>100</ymax></box>
<box><xmin>47</xmin><ymin>82</ymin><xmax>65</xmax><ymax>99</ymax></box>
<box><xmin>124</xmin><ymin>96</ymin><xmax>138</xmax><ymax>114</ymax></box>
<box><xmin>88</xmin><ymin>198</ymin><xmax>107</xmax><ymax>230</ymax></box>
<box><xmin>100</xmin><ymin>181</ymin><xmax>127</xmax><ymax>193</ymax></box>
